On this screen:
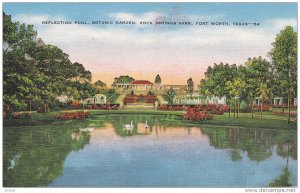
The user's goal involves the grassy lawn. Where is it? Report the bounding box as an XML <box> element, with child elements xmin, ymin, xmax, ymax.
<box><xmin>106</xmin><ymin>93</ymin><xmax>120</xmax><ymax>103</ymax></box>
<box><xmin>4</xmin><ymin>110</ymin><xmax>297</xmax><ymax>130</ymax></box>
<box><xmin>197</xmin><ymin>113</ymin><xmax>297</xmax><ymax>130</ymax></box>
<box><xmin>162</xmin><ymin>94</ymin><xmax>173</xmax><ymax>104</ymax></box>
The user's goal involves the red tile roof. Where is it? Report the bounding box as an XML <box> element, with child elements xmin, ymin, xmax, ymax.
<box><xmin>131</xmin><ymin>80</ymin><xmax>154</xmax><ymax>85</ymax></box>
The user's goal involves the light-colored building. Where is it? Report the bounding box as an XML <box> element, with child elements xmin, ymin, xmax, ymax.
<box><xmin>56</xmin><ymin>94</ymin><xmax>72</xmax><ymax>104</ymax></box>
<box><xmin>273</xmin><ymin>97</ymin><xmax>283</xmax><ymax>106</ymax></box>
<box><xmin>131</xmin><ymin>80</ymin><xmax>154</xmax><ymax>90</ymax></box>
<box><xmin>172</xmin><ymin>95</ymin><xmax>226</xmax><ymax>105</ymax></box>
<box><xmin>115</xmin><ymin>80</ymin><xmax>154</xmax><ymax>90</ymax></box>
<box><xmin>83</xmin><ymin>94</ymin><xmax>107</xmax><ymax>104</ymax></box>
<box><xmin>114</xmin><ymin>80</ymin><xmax>187</xmax><ymax>93</ymax></box>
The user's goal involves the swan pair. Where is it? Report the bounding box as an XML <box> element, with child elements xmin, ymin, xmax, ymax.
<box><xmin>123</xmin><ymin>120</ymin><xmax>149</xmax><ymax>134</ymax></box>
<box><xmin>79</xmin><ymin>127</ymin><xmax>94</xmax><ymax>132</ymax></box>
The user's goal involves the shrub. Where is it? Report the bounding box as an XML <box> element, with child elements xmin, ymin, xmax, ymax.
<box><xmin>93</xmin><ymin>104</ymin><xmax>98</xmax><ymax>109</ymax></box>
<box><xmin>253</xmin><ymin>104</ymin><xmax>271</xmax><ymax>112</ymax></box>
<box><xmin>55</xmin><ymin>111</ymin><xmax>89</xmax><ymax>120</ymax></box>
<box><xmin>272</xmin><ymin>111</ymin><xmax>297</xmax><ymax>117</ymax></box>
<box><xmin>71</xmin><ymin>101</ymin><xmax>81</xmax><ymax>109</ymax></box>
<box><xmin>184</xmin><ymin>107</ymin><xmax>213</xmax><ymax>122</ymax></box>
<box><xmin>272</xmin><ymin>104</ymin><xmax>287</xmax><ymax>108</ymax></box>
<box><xmin>11</xmin><ymin>112</ymin><xmax>32</xmax><ymax>119</ymax></box>
<box><xmin>37</xmin><ymin>107</ymin><xmax>45</xmax><ymax>113</ymax></box>
<box><xmin>239</xmin><ymin>101</ymin><xmax>249</xmax><ymax>112</ymax></box>
<box><xmin>159</xmin><ymin>104</ymin><xmax>228</xmax><ymax>114</ymax></box>
<box><xmin>12</xmin><ymin>112</ymin><xmax>20</xmax><ymax>119</ymax></box>
<box><xmin>158</xmin><ymin>105</ymin><xmax>186</xmax><ymax>111</ymax></box>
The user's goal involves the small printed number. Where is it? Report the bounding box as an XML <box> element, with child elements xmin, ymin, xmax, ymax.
<box><xmin>5</xmin><ymin>189</ymin><xmax>16</xmax><ymax>192</ymax></box>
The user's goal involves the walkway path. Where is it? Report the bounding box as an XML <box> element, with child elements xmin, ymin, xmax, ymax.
<box><xmin>122</xmin><ymin>104</ymin><xmax>154</xmax><ymax>110</ymax></box>
<box><xmin>115</xmin><ymin>92</ymin><xmax>128</xmax><ymax>104</ymax></box>
<box><xmin>157</xmin><ymin>95</ymin><xmax>166</xmax><ymax>104</ymax></box>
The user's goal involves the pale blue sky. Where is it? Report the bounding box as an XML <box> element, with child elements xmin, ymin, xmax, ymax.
<box><xmin>3</xmin><ymin>3</ymin><xmax>297</xmax><ymax>22</ymax></box>
<box><xmin>2</xmin><ymin>3</ymin><xmax>298</xmax><ymax>85</ymax></box>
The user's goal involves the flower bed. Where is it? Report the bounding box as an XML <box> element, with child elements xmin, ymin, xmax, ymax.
<box><xmin>272</xmin><ymin>104</ymin><xmax>287</xmax><ymax>108</ymax></box>
<box><xmin>272</xmin><ymin>111</ymin><xmax>297</xmax><ymax>117</ymax></box>
<box><xmin>195</xmin><ymin>104</ymin><xmax>229</xmax><ymax>115</ymax></box>
<box><xmin>71</xmin><ymin>101</ymin><xmax>81</xmax><ymax>109</ymax></box>
<box><xmin>159</xmin><ymin>104</ymin><xmax>229</xmax><ymax>114</ymax></box>
<box><xmin>87</xmin><ymin>104</ymin><xmax>119</xmax><ymax>110</ymax></box>
<box><xmin>159</xmin><ymin>105</ymin><xmax>186</xmax><ymax>111</ymax></box>
<box><xmin>55</xmin><ymin>111</ymin><xmax>89</xmax><ymax>120</ymax></box>
<box><xmin>124</xmin><ymin>94</ymin><xmax>158</xmax><ymax>104</ymax></box>
<box><xmin>272</xmin><ymin>104</ymin><xmax>297</xmax><ymax>108</ymax></box>
<box><xmin>253</xmin><ymin>104</ymin><xmax>271</xmax><ymax>112</ymax></box>
<box><xmin>184</xmin><ymin>107</ymin><xmax>213</xmax><ymax>122</ymax></box>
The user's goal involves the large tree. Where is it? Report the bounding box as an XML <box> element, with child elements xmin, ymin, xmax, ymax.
<box><xmin>257</xmin><ymin>83</ymin><xmax>270</xmax><ymax>119</ymax></box>
<box><xmin>269</xmin><ymin>26</ymin><xmax>297</xmax><ymax>124</ymax></box>
<box><xmin>111</xmin><ymin>75</ymin><xmax>134</xmax><ymax>86</ymax></box>
<box><xmin>200</xmin><ymin>63</ymin><xmax>238</xmax><ymax>98</ymax></box>
<box><xmin>3</xmin><ymin>12</ymin><xmax>94</xmax><ymax>114</ymax></box>
<box><xmin>154</xmin><ymin>74</ymin><xmax>162</xmax><ymax>85</ymax></box>
<box><xmin>187</xmin><ymin>77</ymin><xmax>194</xmax><ymax>95</ymax></box>
<box><xmin>94</xmin><ymin>80</ymin><xmax>107</xmax><ymax>88</ymax></box>
<box><xmin>226</xmin><ymin>78</ymin><xmax>246</xmax><ymax>119</ymax></box>
<box><xmin>3</xmin><ymin>12</ymin><xmax>37</xmax><ymax>113</ymax></box>
<box><xmin>244</xmin><ymin>57</ymin><xmax>273</xmax><ymax>118</ymax></box>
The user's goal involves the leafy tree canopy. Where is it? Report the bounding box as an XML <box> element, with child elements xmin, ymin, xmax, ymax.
<box><xmin>112</xmin><ymin>75</ymin><xmax>134</xmax><ymax>86</ymax></box>
<box><xmin>94</xmin><ymin>80</ymin><xmax>107</xmax><ymax>88</ymax></box>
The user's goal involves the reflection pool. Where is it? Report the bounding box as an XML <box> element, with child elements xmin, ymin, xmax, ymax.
<box><xmin>3</xmin><ymin>115</ymin><xmax>297</xmax><ymax>187</ymax></box>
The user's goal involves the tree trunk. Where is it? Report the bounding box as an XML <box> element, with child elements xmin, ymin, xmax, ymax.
<box><xmin>288</xmin><ymin>91</ymin><xmax>291</xmax><ymax>124</ymax></box>
<box><xmin>29</xmin><ymin>100</ymin><xmax>32</xmax><ymax>112</ymax></box>
<box><xmin>44</xmin><ymin>102</ymin><xmax>47</xmax><ymax>113</ymax></box>
<box><xmin>82</xmin><ymin>99</ymin><xmax>85</xmax><ymax>110</ymax></box>
<box><xmin>237</xmin><ymin>100</ymin><xmax>239</xmax><ymax>119</ymax></box>
<box><xmin>251</xmin><ymin>102</ymin><xmax>254</xmax><ymax>119</ymax></box>
<box><xmin>287</xmin><ymin>63</ymin><xmax>291</xmax><ymax>124</ymax></box>
<box><xmin>260</xmin><ymin>102</ymin><xmax>263</xmax><ymax>119</ymax></box>
<box><xmin>233</xmin><ymin>99</ymin><xmax>236</xmax><ymax>120</ymax></box>
<box><xmin>229</xmin><ymin>104</ymin><xmax>231</xmax><ymax>118</ymax></box>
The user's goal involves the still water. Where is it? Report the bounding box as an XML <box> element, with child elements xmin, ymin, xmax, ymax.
<box><xmin>3</xmin><ymin>115</ymin><xmax>297</xmax><ymax>187</ymax></box>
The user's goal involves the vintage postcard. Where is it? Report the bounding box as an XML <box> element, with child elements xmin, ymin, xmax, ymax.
<box><xmin>2</xmin><ymin>2</ymin><xmax>298</xmax><ymax>191</ymax></box>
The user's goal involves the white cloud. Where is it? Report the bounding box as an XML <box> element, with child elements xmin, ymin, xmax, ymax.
<box><xmin>11</xmin><ymin>13</ymin><xmax>297</xmax><ymax>84</ymax></box>
<box><xmin>110</xmin><ymin>12</ymin><xmax>164</xmax><ymax>22</ymax></box>
<box><xmin>265</xmin><ymin>18</ymin><xmax>297</xmax><ymax>32</ymax></box>
<box><xmin>14</xmin><ymin>14</ymin><xmax>66</xmax><ymax>25</ymax></box>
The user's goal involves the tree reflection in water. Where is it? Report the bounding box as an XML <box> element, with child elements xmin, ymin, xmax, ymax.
<box><xmin>270</xmin><ymin>142</ymin><xmax>293</xmax><ymax>187</ymax></box>
<box><xmin>269</xmin><ymin>167</ymin><xmax>292</xmax><ymax>187</ymax></box>
<box><xmin>200</xmin><ymin>127</ymin><xmax>297</xmax><ymax>163</ymax></box>
<box><xmin>3</xmin><ymin>115</ymin><xmax>297</xmax><ymax>187</ymax></box>
<box><xmin>3</xmin><ymin>121</ymin><xmax>102</xmax><ymax>187</ymax></box>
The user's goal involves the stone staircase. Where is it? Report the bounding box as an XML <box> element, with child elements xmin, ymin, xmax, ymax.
<box><xmin>122</xmin><ymin>104</ymin><xmax>155</xmax><ymax>110</ymax></box>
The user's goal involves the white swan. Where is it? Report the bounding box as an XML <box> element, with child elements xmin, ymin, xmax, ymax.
<box><xmin>79</xmin><ymin>127</ymin><xmax>94</xmax><ymax>132</ymax></box>
<box><xmin>123</xmin><ymin>121</ymin><xmax>134</xmax><ymax>134</ymax></box>
<box><xmin>144</xmin><ymin>120</ymin><xmax>149</xmax><ymax>129</ymax></box>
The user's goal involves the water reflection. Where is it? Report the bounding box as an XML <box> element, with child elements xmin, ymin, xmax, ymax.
<box><xmin>270</xmin><ymin>167</ymin><xmax>292</xmax><ymax>187</ymax></box>
<box><xmin>3</xmin><ymin>121</ymin><xmax>103</xmax><ymax>187</ymax></box>
<box><xmin>200</xmin><ymin>127</ymin><xmax>297</xmax><ymax>163</ymax></box>
<box><xmin>3</xmin><ymin>115</ymin><xmax>297</xmax><ymax>187</ymax></box>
